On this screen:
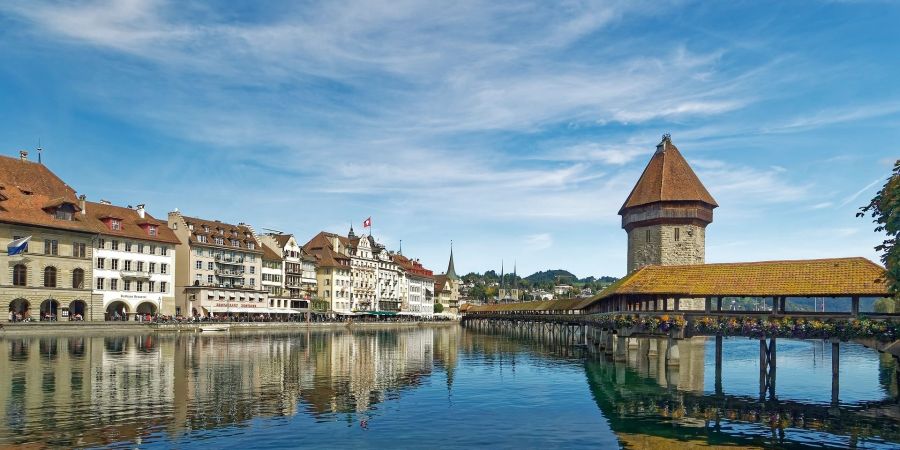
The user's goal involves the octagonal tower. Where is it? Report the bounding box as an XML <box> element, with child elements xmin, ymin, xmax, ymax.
<box><xmin>620</xmin><ymin>135</ymin><xmax>718</xmax><ymax>273</ymax></box>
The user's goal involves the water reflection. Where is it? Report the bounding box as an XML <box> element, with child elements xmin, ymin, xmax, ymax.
<box><xmin>0</xmin><ymin>326</ymin><xmax>898</xmax><ymax>448</ymax></box>
<box><xmin>0</xmin><ymin>327</ymin><xmax>453</xmax><ymax>447</ymax></box>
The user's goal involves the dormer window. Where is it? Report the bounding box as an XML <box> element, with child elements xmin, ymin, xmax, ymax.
<box><xmin>148</xmin><ymin>225</ymin><xmax>158</xmax><ymax>236</ymax></box>
<box><xmin>55</xmin><ymin>209</ymin><xmax>73</xmax><ymax>221</ymax></box>
<box><xmin>203</xmin><ymin>226</ymin><xmax>210</xmax><ymax>233</ymax></box>
<box><xmin>247</xmin><ymin>242</ymin><xmax>255</xmax><ymax>250</ymax></box>
<box><xmin>110</xmin><ymin>219</ymin><xmax>121</xmax><ymax>230</ymax></box>
<box><xmin>214</xmin><ymin>237</ymin><xmax>224</xmax><ymax>245</ymax></box>
<box><xmin>188</xmin><ymin>224</ymin><xmax>194</xmax><ymax>231</ymax></box>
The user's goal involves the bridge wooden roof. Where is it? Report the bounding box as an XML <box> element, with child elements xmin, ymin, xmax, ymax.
<box><xmin>592</xmin><ymin>257</ymin><xmax>889</xmax><ymax>300</ymax></box>
<box><xmin>465</xmin><ymin>258</ymin><xmax>890</xmax><ymax>315</ymax></box>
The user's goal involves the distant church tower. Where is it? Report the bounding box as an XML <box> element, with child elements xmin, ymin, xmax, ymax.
<box><xmin>620</xmin><ymin>135</ymin><xmax>718</xmax><ymax>273</ymax></box>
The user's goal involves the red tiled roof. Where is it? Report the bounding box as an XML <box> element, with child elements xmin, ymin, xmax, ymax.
<box><xmin>0</xmin><ymin>155</ymin><xmax>94</xmax><ymax>233</ymax></box>
<box><xmin>181</xmin><ymin>215</ymin><xmax>262</xmax><ymax>253</ymax></box>
<box><xmin>619</xmin><ymin>138</ymin><xmax>717</xmax><ymax>214</ymax></box>
<box><xmin>84</xmin><ymin>201</ymin><xmax>180</xmax><ymax>244</ymax></box>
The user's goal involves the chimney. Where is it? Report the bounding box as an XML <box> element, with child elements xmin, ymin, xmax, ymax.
<box><xmin>19</xmin><ymin>150</ymin><xmax>28</xmax><ymax>161</ymax></box>
<box><xmin>79</xmin><ymin>195</ymin><xmax>86</xmax><ymax>215</ymax></box>
<box><xmin>136</xmin><ymin>204</ymin><xmax>146</xmax><ymax>219</ymax></box>
<box><xmin>100</xmin><ymin>199</ymin><xmax>111</xmax><ymax>205</ymax></box>
<box><xmin>331</xmin><ymin>236</ymin><xmax>339</xmax><ymax>253</ymax></box>
<box><xmin>656</xmin><ymin>133</ymin><xmax>671</xmax><ymax>154</ymax></box>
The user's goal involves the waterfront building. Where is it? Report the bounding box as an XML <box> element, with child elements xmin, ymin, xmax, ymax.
<box><xmin>0</xmin><ymin>151</ymin><xmax>102</xmax><ymax>321</ymax></box>
<box><xmin>85</xmin><ymin>201</ymin><xmax>179</xmax><ymax>318</ymax></box>
<box><xmin>434</xmin><ymin>248</ymin><xmax>461</xmax><ymax>314</ymax></box>
<box><xmin>393</xmin><ymin>254</ymin><xmax>435</xmax><ymax>317</ymax></box>
<box><xmin>620</xmin><ymin>134</ymin><xmax>718</xmax><ymax>273</ymax></box>
<box><xmin>167</xmin><ymin>211</ymin><xmax>266</xmax><ymax>317</ymax></box>
<box><xmin>260</xmin><ymin>243</ymin><xmax>287</xmax><ymax>311</ymax></box>
<box><xmin>302</xmin><ymin>232</ymin><xmax>352</xmax><ymax>314</ymax></box>
<box><xmin>259</xmin><ymin>233</ymin><xmax>317</xmax><ymax>305</ymax></box>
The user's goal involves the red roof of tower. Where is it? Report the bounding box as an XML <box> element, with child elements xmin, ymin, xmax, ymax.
<box><xmin>618</xmin><ymin>136</ymin><xmax>718</xmax><ymax>214</ymax></box>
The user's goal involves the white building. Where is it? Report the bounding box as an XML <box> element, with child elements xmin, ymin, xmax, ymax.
<box><xmin>86</xmin><ymin>201</ymin><xmax>179</xmax><ymax>318</ymax></box>
<box><xmin>393</xmin><ymin>254</ymin><xmax>434</xmax><ymax>317</ymax></box>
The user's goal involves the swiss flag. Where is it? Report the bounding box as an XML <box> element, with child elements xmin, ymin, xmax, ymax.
<box><xmin>363</xmin><ymin>217</ymin><xmax>372</xmax><ymax>228</ymax></box>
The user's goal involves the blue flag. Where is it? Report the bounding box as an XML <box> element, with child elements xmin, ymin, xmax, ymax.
<box><xmin>7</xmin><ymin>236</ymin><xmax>31</xmax><ymax>255</ymax></box>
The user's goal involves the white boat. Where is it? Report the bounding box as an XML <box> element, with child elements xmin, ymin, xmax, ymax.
<box><xmin>199</xmin><ymin>325</ymin><xmax>230</xmax><ymax>332</ymax></box>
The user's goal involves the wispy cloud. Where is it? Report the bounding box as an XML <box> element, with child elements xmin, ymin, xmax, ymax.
<box><xmin>524</xmin><ymin>233</ymin><xmax>553</xmax><ymax>251</ymax></box>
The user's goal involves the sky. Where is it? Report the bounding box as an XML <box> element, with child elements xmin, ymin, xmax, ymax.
<box><xmin>0</xmin><ymin>1</ymin><xmax>898</xmax><ymax>279</ymax></box>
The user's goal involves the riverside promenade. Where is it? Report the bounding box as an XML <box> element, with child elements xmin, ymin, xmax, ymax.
<box><xmin>0</xmin><ymin>319</ymin><xmax>458</xmax><ymax>335</ymax></box>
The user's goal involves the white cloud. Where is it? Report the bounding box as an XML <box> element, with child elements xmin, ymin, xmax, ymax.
<box><xmin>525</xmin><ymin>233</ymin><xmax>553</xmax><ymax>251</ymax></box>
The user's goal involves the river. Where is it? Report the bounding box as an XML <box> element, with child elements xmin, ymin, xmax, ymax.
<box><xmin>0</xmin><ymin>325</ymin><xmax>897</xmax><ymax>448</ymax></box>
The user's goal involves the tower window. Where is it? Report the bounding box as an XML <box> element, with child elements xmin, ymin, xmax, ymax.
<box><xmin>645</xmin><ymin>229</ymin><xmax>651</xmax><ymax>243</ymax></box>
<box><xmin>674</xmin><ymin>228</ymin><xmax>680</xmax><ymax>242</ymax></box>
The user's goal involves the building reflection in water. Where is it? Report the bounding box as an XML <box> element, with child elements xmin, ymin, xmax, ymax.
<box><xmin>0</xmin><ymin>327</ymin><xmax>457</xmax><ymax>447</ymax></box>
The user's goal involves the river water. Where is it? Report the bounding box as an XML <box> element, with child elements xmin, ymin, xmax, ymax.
<box><xmin>0</xmin><ymin>325</ymin><xmax>898</xmax><ymax>449</ymax></box>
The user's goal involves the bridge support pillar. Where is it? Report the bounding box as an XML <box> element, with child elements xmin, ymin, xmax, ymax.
<box><xmin>614</xmin><ymin>335</ymin><xmax>627</xmax><ymax>362</ymax></box>
<box><xmin>604</xmin><ymin>332</ymin><xmax>614</xmax><ymax>355</ymax></box>
<box><xmin>715</xmin><ymin>335</ymin><xmax>723</xmax><ymax>395</ymax></box>
<box><xmin>665</xmin><ymin>338</ymin><xmax>680</xmax><ymax>367</ymax></box>
<box><xmin>638</xmin><ymin>338</ymin><xmax>650</xmax><ymax>358</ymax></box>
<box><xmin>832</xmin><ymin>339</ymin><xmax>840</xmax><ymax>407</ymax></box>
<box><xmin>648</xmin><ymin>338</ymin><xmax>658</xmax><ymax>356</ymax></box>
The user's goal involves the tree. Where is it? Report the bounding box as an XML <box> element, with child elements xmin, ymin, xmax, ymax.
<box><xmin>859</xmin><ymin>159</ymin><xmax>900</xmax><ymax>296</ymax></box>
<box><xmin>434</xmin><ymin>303</ymin><xmax>444</xmax><ymax>314</ymax></box>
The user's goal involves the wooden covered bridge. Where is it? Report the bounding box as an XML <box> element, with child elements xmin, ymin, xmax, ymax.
<box><xmin>462</xmin><ymin>257</ymin><xmax>898</xmax><ymax>402</ymax></box>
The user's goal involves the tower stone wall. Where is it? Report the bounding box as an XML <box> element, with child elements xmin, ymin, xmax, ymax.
<box><xmin>627</xmin><ymin>224</ymin><xmax>706</xmax><ymax>273</ymax></box>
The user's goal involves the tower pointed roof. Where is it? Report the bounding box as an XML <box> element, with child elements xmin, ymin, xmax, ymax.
<box><xmin>618</xmin><ymin>135</ymin><xmax>718</xmax><ymax>214</ymax></box>
<box><xmin>446</xmin><ymin>245</ymin><xmax>459</xmax><ymax>281</ymax></box>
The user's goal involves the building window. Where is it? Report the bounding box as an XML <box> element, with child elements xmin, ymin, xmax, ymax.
<box><xmin>207</xmin><ymin>262</ymin><xmax>214</xmax><ymax>270</ymax></box>
<box><xmin>72</xmin><ymin>268</ymin><xmax>84</xmax><ymax>289</ymax></box>
<box><xmin>195</xmin><ymin>261</ymin><xmax>202</xmax><ymax>270</ymax></box>
<box><xmin>161</xmin><ymin>263</ymin><xmax>167</xmax><ymax>274</ymax></box>
<box><xmin>149</xmin><ymin>245</ymin><xmax>156</xmax><ymax>255</ymax></box>
<box><xmin>138</xmin><ymin>243</ymin><xmax>145</xmax><ymax>253</ymax></box>
<box><xmin>249</xmin><ymin>278</ymin><xmax>255</xmax><ymax>287</ymax></box>
<box><xmin>674</xmin><ymin>228</ymin><xmax>680</xmax><ymax>242</ymax></box>
<box><xmin>215</xmin><ymin>237</ymin><xmax>224</xmax><ymax>245</ymax></box>
<box><xmin>44</xmin><ymin>239</ymin><xmax>59</xmax><ymax>255</ymax></box>
<box><xmin>96</xmin><ymin>258</ymin><xmax>105</xmax><ymax>269</ymax></box>
<box><xmin>73</xmin><ymin>242</ymin><xmax>86</xmax><ymax>258</ymax></box>
<box><xmin>44</xmin><ymin>266</ymin><xmax>57</xmax><ymax>287</ymax></box>
<box><xmin>98</xmin><ymin>238</ymin><xmax>105</xmax><ymax>249</ymax></box>
<box><xmin>96</xmin><ymin>277</ymin><xmax>104</xmax><ymax>290</ymax></box>
<box><xmin>136</xmin><ymin>281</ymin><xmax>143</xmax><ymax>292</ymax></box>
<box><xmin>111</xmin><ymin>240</ymin><xmax>119</xmax><ymax>250</ymax></box>
<box><xmin>645</xmin><ymin>229</ymin><xmax>651</xmax><ymax>243</ymax></box>
<box><xmin>124</xmin><ymin>280</ymin><xmax>131</xmax><ymax>291</ymax></box>
<box><xmin>13</xmin><ymin>264</ymin><xmax>26</xmax><ymax>286</ymax></box>
<box><xmin>160</xmin><ymin>281</ymin><xmax>167</xmax><ymax>293</ymax></box>
<box><xmin>149</xmin><ymin>262</ymin><xmax>156</xmax><ymax>273</ymax></box>
<box><xmin>148</xmin><ymin>226</ymin><xmax>158</xmax><ymax>236</ymax></box>
<box><xmin>248</xmin><ymin>242</ymin><xmax>255</xmax><ymax>250</ymax></box>
<box><xmin>149</xmin><ymin>281</ymin><xmax>155</xmax><ymax>292</ymax></box>
<box><xmin>110</xmin><ymin>219</ymin><xmax>121</xmax><ymax>230</ymax></box>
<box><xmin>124</xmin><ymin>260</ymin><xmax>132</xmax><ymax>271</ymax></box>
<box><xmin>249</xmin><ymin>266</ymin><xmax>255</xmax><ymax>274</ymax></box>
<box><xmin>110</xmin><ymin>279</ymin><xmax>118</xmax><ymax>290</ymax></box>
<box><xmin>125</xmin><ymin>242</ymin><xmax>133</xmax><ymax>252</ymax></box>
<box><xmin>137</xmin><ymin>261</ymin><xmax>144</xmax><ymax>272</ymax></box>
<box><xmin>161</xmin><ymin>246</ymin><xmax>168</xmax><ymax>256</ymax></box>
<box><xmin>55</xmin><ymin>209</ymin><xmax>73</xmax><ymax>221</ymax></box>
<box><xmin>111</xmin><ymin>259</ymin><xmax>119</xmax><ymax>270</ymax></box>
<box><xmin>207</xmin><ymin>275</ymin><xmax>213</xmax><ymax>284</ymax></box>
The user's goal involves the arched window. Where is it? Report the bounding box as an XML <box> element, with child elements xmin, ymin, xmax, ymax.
<box><xmin>13</xmin><ymin>264</ymin><xmax>27</xmax><ymax>286</ymax></box>
<box><xmin>44</xmin><ymin>266</ymin><xmax>57</xmax><ymax>288</ymax></box>
<box><xmin>72</xmin><ymin>268</ymin><xmax>84</xmax><ymax>289</ymax></box>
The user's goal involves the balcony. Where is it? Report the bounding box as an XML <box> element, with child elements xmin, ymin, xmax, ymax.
<box><xmin>121</xmin><ymin>270</ymin><xmax>151</xmax><ymax>279</ymax></box>
<box><xmin>215</xmin><ymin>269</ymin><xmax>246</xmax><ymax>277</ymax></box>
<box><xmin>215</xmin><ymin>254</ymin><xmax>245</xmax><ymax>264</ymax></box>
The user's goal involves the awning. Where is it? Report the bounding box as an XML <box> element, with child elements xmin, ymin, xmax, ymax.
<box><xmin>360</xmin><ymin>311</ymin><xmax>398</xmax><ymax>316</ymax></box>
<box><xmin>208</xmin><ymin>306</ymin><xmax>271</xmax><ymax>314</ymax></box>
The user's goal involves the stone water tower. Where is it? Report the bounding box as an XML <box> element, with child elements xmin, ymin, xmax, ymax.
<box><xmin>620</xmin><ymin>135</ymin><xmax>718</xmax><ymax>273</ymax></box>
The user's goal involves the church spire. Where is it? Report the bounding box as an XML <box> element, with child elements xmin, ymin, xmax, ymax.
<box><xmin>446</xmin><ymin>242</ymin><xmax>459</xmax><ymax>281</ymax></box>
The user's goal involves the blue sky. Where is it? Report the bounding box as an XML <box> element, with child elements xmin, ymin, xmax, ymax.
<box><xmin>0</xmin><ymin>1</ymin><xmax>897</xmax><ymax>278</ymax></box>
